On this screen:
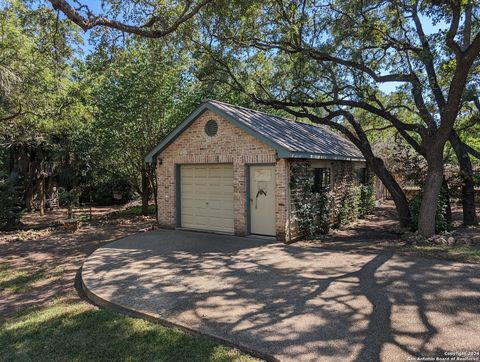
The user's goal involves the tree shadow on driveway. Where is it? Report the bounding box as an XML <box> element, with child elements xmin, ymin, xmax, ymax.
<box><xmin>82</xmin><ymin>230</ymin><xmax>480</xmax><ymax>362</ymax></box>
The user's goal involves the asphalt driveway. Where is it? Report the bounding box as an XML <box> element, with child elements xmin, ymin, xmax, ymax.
<box><xmin>82</xmin><ymin>230</ymin><xmax>480</xmax><ymax>362</ymax></box>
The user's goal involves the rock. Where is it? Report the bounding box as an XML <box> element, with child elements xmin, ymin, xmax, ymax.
<box><xmin>447</xmin><ymin>236</ymin><xmax>455</xmax><ymax>246</ymax></box>
<box><xmin>456</xmin><ymin>237</ymin><xmax>470</xmax><ymax>246</ymax></box>
<box><xmin>405</xmin><ymin>232</ymin><xmax>424</xmax><ymax>245</ymax></box>
<box><xmin>435</xmin><ymin>237</ymin><xmax>447</xmax><ymax>245</ymax></box>
<box><xmin>471</xmin><ymin>235</ymin><xmax>480</xmax><ymax>246</ymax></box>
<box><xmin>437</xmin><ymin>237</ymin><xmax>448</xmax><ymax>245</ymax></box>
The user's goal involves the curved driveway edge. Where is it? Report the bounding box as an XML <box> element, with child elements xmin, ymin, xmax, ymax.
<box><xmin>82</xmin><ymin>229</ymin><xmax>480</xmax><ymax>362</ymax></box>
<box><xmin>81</xmin><ymin>271</ymin><xmax>275</xmax><ymax>361</ymax></box>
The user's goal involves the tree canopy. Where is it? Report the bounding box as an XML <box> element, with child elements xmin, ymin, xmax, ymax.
<box><xmin>1</xmin><ymin>0</ymin><xmax>479</xmax><ymax>234</ymax></box>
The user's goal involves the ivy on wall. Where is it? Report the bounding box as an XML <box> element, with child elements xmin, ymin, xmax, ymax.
<box><xmin>290</xmin><ymin>161</ymin><xmax>376</xmax><ymax>239</ymax></box>
<box><xmin>335</xmin><ymin>185</ymin><xmax>361</xmax><ymax>227</ymax></box>
<box><xmin>335</xmin><ymin>177</ymin><xmax>376</xmax><ymax>227</ymax></box>
<box><xmin>290</xmin><ymin>161</ymin><xmax>334</xmax><ymax>238</ymax></box>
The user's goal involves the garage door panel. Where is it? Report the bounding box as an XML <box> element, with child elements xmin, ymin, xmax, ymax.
<box><xmin>208</xmin><ymin>200</ymin><xmax>233</xmax><ymax>210</ymax></box>
<box><xmin>180</xmin><ymin>164</ymin><xmax>234</xmax><ymax>233</ymax></box>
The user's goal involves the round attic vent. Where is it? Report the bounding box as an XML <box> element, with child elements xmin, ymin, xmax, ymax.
<box><xmin>205</xmin><ymin>119</ymin><xmax>218</xmax><ymax>136</ymax></box>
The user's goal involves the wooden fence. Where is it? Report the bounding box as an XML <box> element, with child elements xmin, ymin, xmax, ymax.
<box><xmin>375</xmin><ymin>167</ymin><xmax>480</xmax><ymax>201</ymax></box>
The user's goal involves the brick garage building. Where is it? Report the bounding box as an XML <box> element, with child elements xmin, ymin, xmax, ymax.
<box><xmin>145</xmin><ymin>100</ymin><xmax>366</xmax><ymax>242</ymax></box>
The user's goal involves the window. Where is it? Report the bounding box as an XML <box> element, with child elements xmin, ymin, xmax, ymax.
<box><xmin>355</xmin><ymin>167</ymin><xmax>367</xmax><ymax>185</ymax></box>
<box><xmin>313</xmin><ymin>168</ymin><xmax>331</xmax><ymax>192</ymax></box>
<box><xmin>204</xmin><ymin>120</ymin><xmax>218</xmax><ymax>136</ymax></box>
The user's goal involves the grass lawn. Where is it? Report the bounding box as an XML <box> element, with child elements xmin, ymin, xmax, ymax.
<box><xmin>0</xmin><ymin>263</ymin><xmax>64</xmax><ymax>294</ymax></box>
<box><xmin>0</xmin><ymin>297</ymin><xmax>252</xmax><ymax>362</ymax></box>
<box><xmin>398</xmin><ymin>244</ymin><xmax>480</xmax><ymax>264</ymax></box>
<box><xmin>0</xmin><ymin>218</ymin><xmax>256</xmax><ymax>362</ymax></box>
<box><xmin>112</xmin><ymin>204</ymin><xmax>156</xmax><ymax>217</ymax></box>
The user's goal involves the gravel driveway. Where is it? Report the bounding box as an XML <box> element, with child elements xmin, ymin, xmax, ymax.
<box><xmin>82</xmin><ymin>229</ymin><xmax>480</xmax><ymax>362</ymax></box>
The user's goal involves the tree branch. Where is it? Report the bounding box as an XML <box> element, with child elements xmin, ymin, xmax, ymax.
<box><xmin>445</xmin><ymin>1</ymin><xmax>462</xmax><ymax>56</ymax></box>
<box><xmin>465</xmin><ymin>143</ymin><xmax>480</xmax><ymax>161</ymax></box>
<box><xmin>410</xmin><ymin>3</ymin><xmax>446</xmax><ymax>111</ymax></box>
<box><xmin>48</xmin><ymin>0</ymin><xmax>211</xmax><ymax>37</ymax></box>
<box><xmin>0</xmin><ymin>107</ymin><xmax>23</xmax><ymax>122</ymax></box>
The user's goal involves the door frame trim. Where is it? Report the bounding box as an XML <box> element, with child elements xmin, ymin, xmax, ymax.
<box><xmin>246</xmin><ymin>163</ymin><xmax>276</xmax><ymax>236</ymax></box>
<box><xmin>175</xmin><ymin>164</ymin><xmax>181</xmax><ymax>228</ymax></box>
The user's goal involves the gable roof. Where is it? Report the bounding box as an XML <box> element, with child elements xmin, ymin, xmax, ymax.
<box><xmin>145</xmin><ymin>99</ymin><xmax>365</xmax><ymax>163</ymax></box>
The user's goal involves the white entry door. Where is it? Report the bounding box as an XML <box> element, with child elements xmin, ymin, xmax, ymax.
<box><xmin>180</xmin><ymin>164</ymin><xmax>234</xmax><ymax>233</ymax></box>
<box><xmin>250</xmin><ymin>165</ymin><xmax>276</xmax><ymax>236</ymax></box>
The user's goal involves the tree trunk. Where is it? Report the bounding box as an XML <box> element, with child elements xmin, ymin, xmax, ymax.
<box><xmin>368</xmin><ymin>156</ymin><xmax>411</xmax><ymax>228</ymax></box>
<box><xmin>442</xmin><ymin>177</ymin><xmax>452</xmax><ymax>225</ymax></box>
<box><xmin>141</xmin><ymin>167</ymin><xmax>149</xmax><ymax>216</ymax></box>
<box><xmin>147</xmin><ymin>163</ymin><xmax>158</xmax><ymax>222</ymax></box>
<box><xmin>333</xmin><ymin>113</ymin><xmax>412</xmax><ymax>228</ymax></box>
<box><xmin>37</xmin><ymin>177</ymin><xmax>45</xmax><ymax>216</ymax></box>
<box><xmin>25</xmin><ymin>182</ymin><xmax>34</xmax><ymax>211</ymax></box>
<box><xmin>418</xmin><ymin>150</ymin><xmax>444</xmax><ymax>237</ymax></box>
<box><xmin>449</xmin><ymin>132</ymin><xmax>478</xmax><ymax>225</ymax></box>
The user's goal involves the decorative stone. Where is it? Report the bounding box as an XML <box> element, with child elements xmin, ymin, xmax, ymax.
<box><xmin>471</xmin><ymin>235</ymin><xmax>480</xmax><ymax>245</ymax></box>
<box><xmin>447</xmin><ymin>237</ymin><xmax>455</xmax><ymax>246</ymax></box>
<box><xmin>456</xmin><ymin>237</ymin><xmax>470</xmax><ymax>246</ymax></box>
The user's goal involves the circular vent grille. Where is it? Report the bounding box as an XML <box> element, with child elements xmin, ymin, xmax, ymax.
<box><xmin>205</xmin><ymin>120</ymin><xmax>218</xmax><ymax>136</ymax></box>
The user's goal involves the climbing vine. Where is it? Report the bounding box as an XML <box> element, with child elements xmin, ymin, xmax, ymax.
<box><xmin>291</xmin><ymin>161</ymin><xmax>376</xmax><ymax>238</ymax></box>
<box><xmin>335</xmin><ymin>184</ymin><xmax>375</xmax><ymax>227</ymax></box>
<box><xmin>359</xmin><ymin>173</ymin><xmax>376</xmax><ymax>218</ymax></box>
<box><xmin>290</xmin><ymin>161</ymin><xmax>333</xmax><ymax>238</ymax></box>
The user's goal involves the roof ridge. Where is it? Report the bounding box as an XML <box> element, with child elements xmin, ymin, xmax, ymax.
<box><xmin>205</xmin><ymin>99</ymin><xmax>329</xmax><ymax>130</ymax></box>
<box><xmin>145</xmin><ymin>99</ymin><xmax>365</xmax><ymax>163</ymax></box>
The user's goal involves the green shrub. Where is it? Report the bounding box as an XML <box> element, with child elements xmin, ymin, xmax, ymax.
<box><xmin>58</xmin><ymin>188</ymin><xmax>80</xmax><ymax>208</ymax></box>
<box><xmin>92</xmin><ymin>178</ymin><xmax>133</xmax><ymax>205</ymax></box>
<box><xmin>336</xmin><ymin>186</ymin><xmax>362</xmax><ymax>227</ymax></box>
<box><xmin>58</xmin><ymin>188</ymin><xmax>80</xmax><ymax>219</ymax></box>
<box><xmin>290</xmin><ymin>163</ymin><xmax>376</xmax><ymax>236</ymax></box>
<box><xmin>0</xmin><ymin>179</ymin><xmax>22</xmax><ymax>230</ymax></box>
<box><xmin>293</xmin><ymin>192</ymin><xmax>334</xmax><ymax>238</ymax></box>
<box><xmin>112</xmin><ymin>205</ymin><xmax>156</xmax><ymax>217</ymax></box>
<box><xmin>359</xmin><ymin>183</ymin><xmax>376</xmax><ymax>218</ymax></box>
<box><xmin>409</xmin><ymin>188</ymin><xmax>451</xmax><ymax>233</ymax></box>
<box><xmin>290</xmin><ymin>162</ymin><xmax>334</xmax><ymax>238</ymax></box>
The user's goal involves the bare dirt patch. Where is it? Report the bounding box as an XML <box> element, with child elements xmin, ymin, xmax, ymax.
<box><xmin>0</xmin><ymin>215</ymin><xmax>156</xmax><ymax>317</ymax></box>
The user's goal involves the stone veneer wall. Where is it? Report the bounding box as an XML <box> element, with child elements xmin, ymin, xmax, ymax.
<box><xmin>155</xmin><ymin>110</ymin><xmax>289</xmax><ymax>240</ymax></box>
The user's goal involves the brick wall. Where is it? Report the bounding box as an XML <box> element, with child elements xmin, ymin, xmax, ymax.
<box><xmin>155</xmin><ymin>110</ymin><xmax>289</xmax><ymax>240</ymax></box>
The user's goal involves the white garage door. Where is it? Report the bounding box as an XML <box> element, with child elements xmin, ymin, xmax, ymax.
<box><xmin>180</xmin><ymin>164</ymin><xmax>234</xmax><ymax>233</ymax></box>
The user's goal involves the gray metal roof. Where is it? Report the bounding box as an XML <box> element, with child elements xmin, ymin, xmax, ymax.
<box><xmin>145</xmin><ymin>99</ymin><xmax>365</xmax><ymax>162</ymax></box>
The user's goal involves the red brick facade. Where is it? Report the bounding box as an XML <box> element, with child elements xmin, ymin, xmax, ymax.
<box><xmin>155</xmin><ymin>110</ymin><xmax>289</xmax><ymax>240</ymax></box>
<box><xmin>154</xmin><ymin>110</ymin><xmax>365</xmax><ymax>242</ymax></box>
